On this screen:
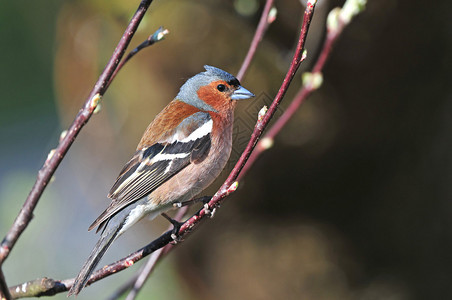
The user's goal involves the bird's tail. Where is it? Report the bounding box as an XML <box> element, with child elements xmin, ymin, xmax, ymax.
<box><xmin>67</xmin><ymin>225</ymin><xmax>121</xmax><ymax>296</ymax></box>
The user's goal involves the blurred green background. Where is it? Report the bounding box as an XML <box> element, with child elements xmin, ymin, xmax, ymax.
<box><xmin>1</xmin><ymin>0</ymin><xmax>452</xmax><ymax>299</ymax></box>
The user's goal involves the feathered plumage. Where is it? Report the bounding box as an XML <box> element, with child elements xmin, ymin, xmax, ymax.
<box><xmin>68</xmin><ymin>66</ymin><xmax>254</xmax><ymax>296</ymax></box>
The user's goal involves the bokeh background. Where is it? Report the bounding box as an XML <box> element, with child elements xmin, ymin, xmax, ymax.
<box><xmin>1</xmin><ymin>0</ymin><xmax>452</xmax><ymax>299</ymax></box>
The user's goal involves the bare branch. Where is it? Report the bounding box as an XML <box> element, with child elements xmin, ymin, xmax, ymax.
<box><xmin>0</xmin><ymin>268</ymin><xmax>12</xmax><ymax>300</ymax></box>
<box><xmin>9</xmin><ymin>278</ymin><xmax>68</xmax><ymax>299</ymax></box>
<box><xmin>106</xmin><ymin>26</ymin><xmax>169</xmax><ymax>89</ymax></box>
<box><xmin>236</xmin><ymin>0</ymin><xmax>276</xmax><ymax>81</ymax></box>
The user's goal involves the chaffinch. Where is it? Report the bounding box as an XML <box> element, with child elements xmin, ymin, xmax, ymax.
<box><xmin>68</xmin><ymin>65</ymin><xmax>254</xmax><ymax>296</ymax></box>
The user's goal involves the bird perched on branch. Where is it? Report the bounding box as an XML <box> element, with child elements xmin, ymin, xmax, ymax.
<box><xmin>68</xmin><ymin>65</ymin><xmax>254</xmax><ymax>296</ymax></box>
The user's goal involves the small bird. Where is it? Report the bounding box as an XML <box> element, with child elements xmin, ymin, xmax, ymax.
<box><xmin>68</xmin><ymin>65</ymin><xmax>254</xmax><ymax>296</ymax></box>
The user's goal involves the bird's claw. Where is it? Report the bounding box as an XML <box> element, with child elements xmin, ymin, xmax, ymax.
<box><xmin>161</xmin><ymin>213</ymin><xmax>183</xmax><ymax>240</ymax></box>
<box><xmin>170</xmin><ymin>233</ymin><xmax>178</xmax><ymax>242</ymax></box>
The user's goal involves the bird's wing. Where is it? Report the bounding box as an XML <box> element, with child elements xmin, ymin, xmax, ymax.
<box><xmin>89</xmin><ymin>111</ymin><xmax>212</xmax><ymax>232</ymax></box>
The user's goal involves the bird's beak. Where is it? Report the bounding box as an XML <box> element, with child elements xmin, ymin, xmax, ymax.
<box><xmin>231</xmin><ymin>86</ymin><xmax>255</xmax><ymax>100</ymax></box>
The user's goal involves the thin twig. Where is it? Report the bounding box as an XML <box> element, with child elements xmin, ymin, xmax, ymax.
<box><xmin>236</xmin><ymin>0</ymin><xmax>275</xmax><ymax>81</ymax></box>
<box><xmin>0</xmin><ymin>268</ymin><xmax>12</xmax><ymax>300</ymax></box>
<box><xmin>106</xmin><ymin>26</ymin><xmax>169</xmax><ymax>89</ymax></box>
<box><xmin>0</xmin><ymin>0</ymin><xmax>156</xmax><ymax>265</ymax></box>
<box><xmin>8</xmin><ymin>278</ymin><xmax>68</xmax><ymax>299</ymax></box>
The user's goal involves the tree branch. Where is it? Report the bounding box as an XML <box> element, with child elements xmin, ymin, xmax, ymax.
<box><xmin>0</xmin><ymin>0</ymin><xmax>157</xmax><ymax>265</ymax></box>
<box><xmin>8</xmin><ymin>278</ymin><xmax>68</xmax><ymax>299</ymax></box>
<box><xmin>236</xmin><ymin>0</ymin><xmax>276</xmax><ymax>81</ymax></box>
<box><xmin>106</xmin><ymin>26</ymin><xmax>169</xmax><ymax>90</ymax></box>
<box><xmin>0</xmin><ymin>268</ymin><xmax>12</xmax><ymax>300</ymax></box>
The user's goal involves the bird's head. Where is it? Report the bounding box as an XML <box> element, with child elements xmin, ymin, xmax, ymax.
<box><xmin>177</xmin><ymin>65</ymin><xmax>255</xmax><ymax>113</ymax></box>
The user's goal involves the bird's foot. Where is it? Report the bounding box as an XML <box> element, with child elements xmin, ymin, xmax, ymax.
<box><xmin>173</xmin><ymin>196</ymin><xmax>212</xmax><ymax>208</ymax></box>
<box><xmin>161</xmin><ymin>213</ymin><xmax>183</xmax><ymax>241</ymax></box>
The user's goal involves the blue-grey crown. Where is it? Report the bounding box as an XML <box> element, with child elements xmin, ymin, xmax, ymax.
<box><xmin>202</xmin><ymin>65</ymin><xmax>239</xmax><ymax>85</ymax></box>
<box><xmin>176</xmin><ymin>65</ymin><xmax>240</xmax><ymax>112</ymax></box>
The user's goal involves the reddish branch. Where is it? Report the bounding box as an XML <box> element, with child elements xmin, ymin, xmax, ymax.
<box><xmin>236</xmin><ymin>0</ymin><xmax>275</xmax><ymax>81</ymax></box>
<box><xmin>0</xmin><ymin>268</ymin><xmax>11</xmax><ymax>300</ymax></box>
<box><xmin>107</xmin><ymin>26</ymin><xmax>169</xmax><ymax>90</ymax></box>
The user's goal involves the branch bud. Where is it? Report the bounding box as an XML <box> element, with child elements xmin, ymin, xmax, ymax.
<box><xmin>341</xmin><ymin>0</ymin><xmax>367</xmax><ymax>24</ymax></box>
<box><xmin>59</xmin><ymin>130</ymin><xmax>67</xmax><ymax>143</ymax></box>
<box><xmin>259</xmin><ymin>137</ymin><xmax>274</xmax><ymax>150</ymax></box>
<box><xmin>227</xmin><ymin>181</ymin><xmax>239</xmax><ymax>193</ymax></box>
<box><xmin>302</xmin><ymin>72</ymin><xmax>323</xmax><ymax>90</ymax></box>
<box><xmin>267</xmin><ymin>7</ymin><xmax>277</xmax><ymax>24</ymax></box>
<box><xmin>93</xmin><ymin>103</ymin><xmax>102</xmax><ymax>114</ymax></box>
<box><xmin>152</xmin><ymin>27</ymin><xmax>169</xmax><ymax>41</ymax></box>
<box><xmin>46</xmin><ymin>149</ymin><xmax>56</xmax><ymax>164</ymax></box>
<box><xmin>327</xmin><ymin>0</ymin><xmax>367</xmax><ymax>32</ymax></box>
<box><xmin>89</xmin><ymin>93</ymin><xmax>101</xmax><ymax>111</ymax></box>
<box><xmin>327</xmin><ymin>8</ymin><xmax>341</xmax><ymax>33</ymax></box>
<box><xmin>258</xmin><ymin>106</ymin><xmax>268</xmax><ymax>122</ymax></box>
<box><xmin>301</xmin><ymin>49</ymin><xmax>308</xmax><ymax>62</ymax></box>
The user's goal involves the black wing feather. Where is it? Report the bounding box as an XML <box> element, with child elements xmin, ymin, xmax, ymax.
<box><xmin>191</xmin><ymin>133</ymin><xmax>211</xmax><ymax>163</ymax></box>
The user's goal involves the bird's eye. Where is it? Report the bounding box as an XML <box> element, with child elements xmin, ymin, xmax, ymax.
<box><xmin>217</xmin><ymin>84</ymin><xmax>226</xmax><ymax>92</ymax></box>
